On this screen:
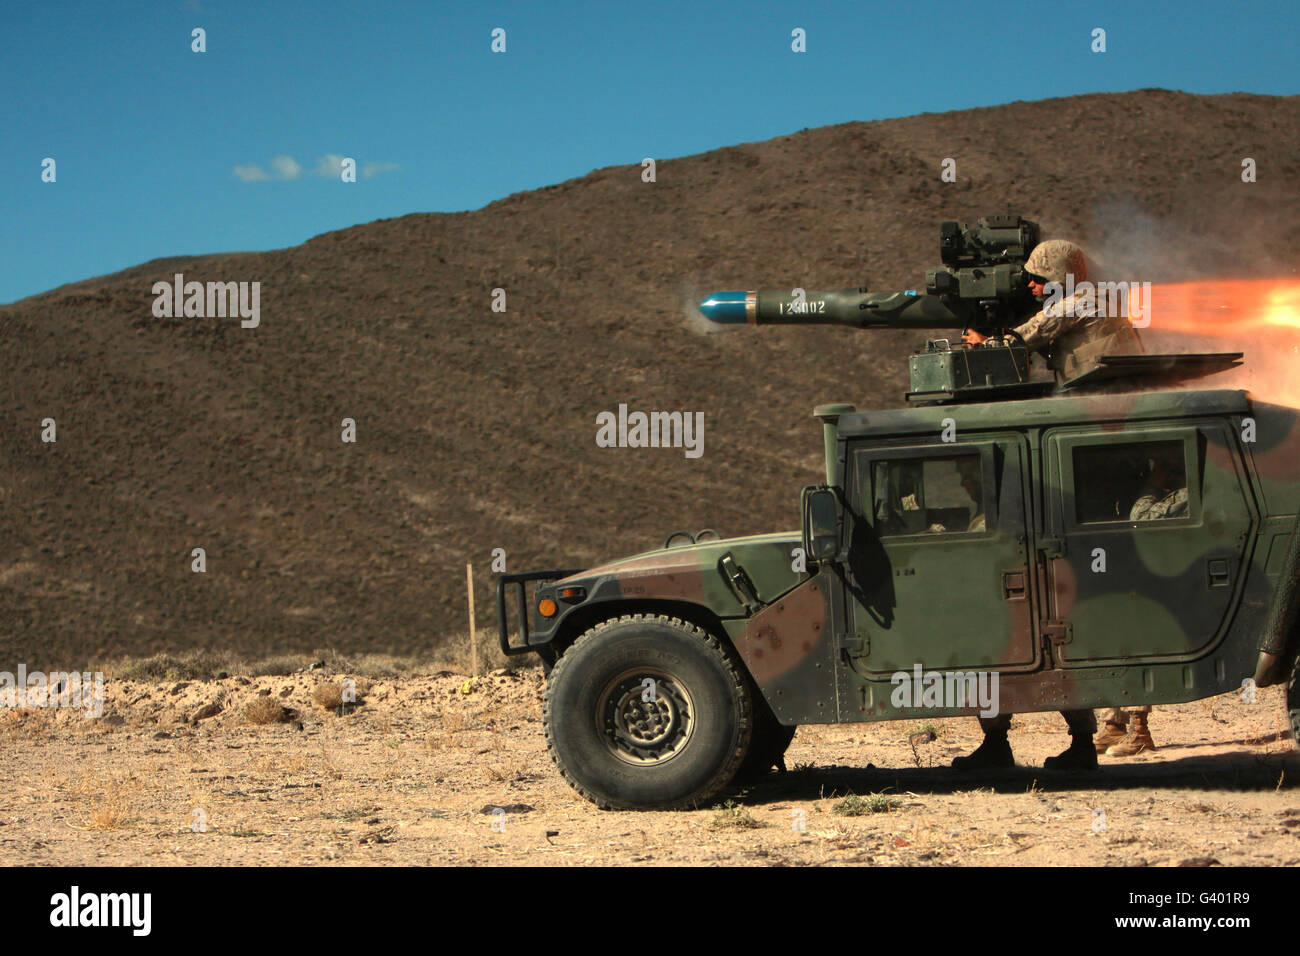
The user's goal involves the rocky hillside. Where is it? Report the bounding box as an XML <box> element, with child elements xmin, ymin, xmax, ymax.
<box><xmin>2</xmin><ymin>89</ymin><xmax>1297</xmax><ymax>665</ymax></box>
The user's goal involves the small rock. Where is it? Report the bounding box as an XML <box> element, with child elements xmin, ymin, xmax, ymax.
<box><xmin>152</xmin><ymin>731</ymin><xmax>171</xmax><ymax>740</ymax></box>
<box><xmin>169</xmin><ymin>682</ymin><xmax>190</xmax><ymax>695</ymax></box>
<box><xmin>479</xmin><ymin>803</ymin><xmax>534</xmax><ymax>815</ymax></box>
<box><xmin>358</xmin><ymin>826</ymin><xmax>395</xmax><ymax>845</ymax></box>
<box><xmin>189</xmin><ymin>702</ymin><xmax>222</xmax><ymax>723</ymax></box>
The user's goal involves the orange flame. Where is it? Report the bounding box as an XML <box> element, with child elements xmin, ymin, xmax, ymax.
<box><xmin>1126</xmin><ymin>278</ymin><xmax>1300</xmax><ymax>408</ymax></box>
<box><xmin>1128</xmin><ymin>279</ymin><xmax>1300</xmax><ymax>336</ymax></box>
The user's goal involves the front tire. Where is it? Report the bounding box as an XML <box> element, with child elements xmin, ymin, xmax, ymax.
<box><xmin>543</xmin><ymin>614</ymin><xmax>753</xmax><ymax>810</ymax></box>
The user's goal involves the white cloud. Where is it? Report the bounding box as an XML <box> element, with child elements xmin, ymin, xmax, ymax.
<box><xmin>269</xmin><ymin>155</ymin><xmax>302</xmax><ymax>180</ymax></box>
<box><xmin>362</xmin><ymin>161</ymin><xmax>400</xmax><ymax>179</ymax></box>
<box><xmin>311</xmin><ymin>154</ymin><xmax>348</xmax><ymax>178</ymax></box>
<box><xmin>233</xmin><ymin>154</ymin><xmax>398</xmax><ymax>183</ymax></box>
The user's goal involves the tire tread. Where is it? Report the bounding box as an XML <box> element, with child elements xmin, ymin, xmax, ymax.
<box><xmin>542</xmin><ymin>613</ymin><xmax>753</xmax><ymax>810</ymax></box>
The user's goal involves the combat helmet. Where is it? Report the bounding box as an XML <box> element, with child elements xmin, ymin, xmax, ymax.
<box><xmin>1025</xmin><ymin>238</ymin><xmax>1088</xmax><ymax>286</ymax></box>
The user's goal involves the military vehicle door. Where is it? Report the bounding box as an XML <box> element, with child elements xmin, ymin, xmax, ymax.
<box><xmin>841</xmin><ymin>434</ymin><xmax>1040</xmax><ymax>675</ymax></box>
<box><xmin>1041</xmin><ymin>422</ymin><xmax>1254</xmax><ymax>664</ymax></box>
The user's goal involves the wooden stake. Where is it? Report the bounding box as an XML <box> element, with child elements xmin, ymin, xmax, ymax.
<box><xmin>466</xmin><ymin>562</ymin><xmax>478</xmax><ymax>678</ymax></box>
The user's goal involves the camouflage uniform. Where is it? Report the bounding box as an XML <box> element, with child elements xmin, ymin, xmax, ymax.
<box><xmin>1129</xmin><ymin>487</ymin><xmax>1189</xmax><ymax>521</ymax></box>
<box><xmin>1014</xmin><ymin>239</ymin><xmax>1142</xmax><ymax>379</ymax></box>
<box><xmin>1100</xmin><ymin>706</ymin><xmax>1151</xmax><ymax>723</ymax></box>
<box><xmin>1096</xmin><ymin>706</ymin><xmax>1155</xmax><ymax>755</ymax></box>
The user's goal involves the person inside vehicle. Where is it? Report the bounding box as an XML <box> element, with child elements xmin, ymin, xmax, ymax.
<box><xmin>1129</xmin><ymin>454</ymin><xmax>1188</xmax><ymax>521</ymax></box>
<box><xmin>925</xmin><ymin>457</ymin><xmax>984</xmax><ymax>533</ymax></box>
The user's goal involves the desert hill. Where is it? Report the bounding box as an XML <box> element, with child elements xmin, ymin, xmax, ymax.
<box><xmin>2</xmin><ymin>89</ymin><xmax>1297</xmax><ymax>666</ymax></box>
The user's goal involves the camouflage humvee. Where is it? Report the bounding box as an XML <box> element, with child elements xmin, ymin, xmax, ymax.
<box><xmin>498</xmin><ymin>386</ymin><xmax>1300</xmax><ymax>809</ymax></box>
<box><xmin>495</xmin><ymin>218</ymin><xmax>1300</xmax><ymax>810</ymax></box>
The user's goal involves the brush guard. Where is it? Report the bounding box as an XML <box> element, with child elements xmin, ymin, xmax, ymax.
<box><xmin>495</xmin><ymin>569</ymin><xmax>584</xmax><ymax>656</ymax></box>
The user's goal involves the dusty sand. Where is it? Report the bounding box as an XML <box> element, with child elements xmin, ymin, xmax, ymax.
<box><xmin>2</xmin><ymin>667</ymin><xmax>1296</xmax><ymax>866</ymax></box>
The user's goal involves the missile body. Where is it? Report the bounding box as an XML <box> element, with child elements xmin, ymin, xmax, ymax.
<box><xmin>699</xmin><ymin>288</ymin><xmax>973</xmax><ymax>330</ymax></box>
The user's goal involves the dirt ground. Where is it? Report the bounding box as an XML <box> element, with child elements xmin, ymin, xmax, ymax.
<box><xmin>2</xmin><ymin>666</ymin><xmax>1297</xmax><ymax>867</ymax></box>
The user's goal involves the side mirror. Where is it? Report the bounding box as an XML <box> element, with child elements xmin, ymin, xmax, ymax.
<box><xmin>802</xmin><ymin>486</ymin><xmax>841</xmax><ymax>563</ymax></box>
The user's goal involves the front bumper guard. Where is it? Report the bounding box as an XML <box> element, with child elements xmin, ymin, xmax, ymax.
<box><xmin>495</xmin><ymin>569</ymin><xmax>584</xmax><ymax>655</ymax></box>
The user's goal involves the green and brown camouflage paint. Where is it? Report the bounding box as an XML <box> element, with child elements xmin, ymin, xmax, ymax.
<box><xmin>524</xmin><ymin>386</ymin><xmax>1300</xmax><ymax>728</ymax></box>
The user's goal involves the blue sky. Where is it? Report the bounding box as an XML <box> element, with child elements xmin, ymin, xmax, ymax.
<box><xmin>2</xmin><ymin>0</ymin><xmax>1296</xmax><ymax>304</ymax></box>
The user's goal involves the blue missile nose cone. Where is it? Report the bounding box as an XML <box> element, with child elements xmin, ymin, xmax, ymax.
<box><xmin>698</xmin><ymin>291</ymin><xmax>748</xmax><ymax>324</ymax></box>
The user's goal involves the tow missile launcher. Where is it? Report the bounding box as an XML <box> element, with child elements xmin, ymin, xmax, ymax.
<box><xmin>699</xmin><ymin>214</ymin><xmax>1241</xmax><ymax>402</ymax></box>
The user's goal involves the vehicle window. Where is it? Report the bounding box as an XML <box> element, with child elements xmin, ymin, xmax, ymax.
<box><xmin>872</xmin><ymin>454</ymin><xmax>984</xmax><ymax>536</ymax></box>
<box><xmin>1071</xmin><ymin>439</ymin><xmax>1189</xmax><ymax>523</ymax></box>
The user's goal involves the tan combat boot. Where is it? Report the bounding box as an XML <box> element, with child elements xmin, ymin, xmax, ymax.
<box><xmin>1106</xmin><ymin>712</ymin><xmax>1155</xmax><ymax>757</ymax></box>
<box><xmin>1094</xmin><ymin>720</ymin><xmax>1127</xmax><ymax>754</ymax></box>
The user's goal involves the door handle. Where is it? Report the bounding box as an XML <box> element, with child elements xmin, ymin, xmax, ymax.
<box><xmin>1003</xmin><ymin>569</ymin><xmax>1027</xmax><ymax>600</ymax></box>
<box><xmin>1207</xmin><ymin>558</ymin><xmax>1232</xmax><ymax>589</ymax></box>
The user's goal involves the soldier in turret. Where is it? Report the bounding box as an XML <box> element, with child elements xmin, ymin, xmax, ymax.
<box><xmin>962</xmin><ymin>238</ymin><xmax>1142</xmax><ymax>379</ymax></box>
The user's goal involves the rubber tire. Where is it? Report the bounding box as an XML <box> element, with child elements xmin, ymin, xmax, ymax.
<box><xmin>1288</xmin><ymin>652</ymin><xmax>1300</xmax><ymax>745</ymax></box>
<box><xmin>544</xmin><ymin>614</ymin><xmax>753</xmax><ymax>810</ymax></box>
<box><xmin>734</xmin><ymin>692</ymin><xmax>796</xmax><ymax>781</ymax></box>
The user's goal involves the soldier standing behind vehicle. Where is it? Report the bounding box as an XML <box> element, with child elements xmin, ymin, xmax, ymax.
<box><xmin>954</xmin><ymin>237</ymin><xmax>1144</xmax><ymax>773</ymax></box>
<box><xmin>1095</xmin><ymin>706</ymin><xmax>1155</xmax><ymax>756</ymax></box>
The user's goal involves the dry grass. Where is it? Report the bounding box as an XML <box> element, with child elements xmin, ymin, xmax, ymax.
<box><xmin>319</xmin><ymin>747</ymin><xmax>343</xmax><ymax>780</ymax></box>
<box><xmin>0</xmin><ymin>707</ymin><xmax>54</xmax><ymax>739</ymax></box>
<box><xmin>709</xmin><ymin>800</ymin><xmax>769</xmax><ymax>830</ymax></box>
<box><xmin>434</xmin><ymin>629</ymin><xmax>521</xmax><ymax>676</ymax></box>
<box><xmin>99</xmin><ymin>647</ymin><xmax>491</xmax><ymax>683</ymax></box>
<box><xmin>251</xmin><ymin>753</ymin><xmax>310</xmax><ymax>776</ymax></box>
<box><xmin>84</xmin><ymin>802</ymin><xmax>131</xmax><ymax>831</ymax></box>
<box><xmin>482</xmin><ymin>758</ymin><xmax>528</xmax><ymax>783</ymax></box>
<box><xmin>245</xmin><ymin>697</ymin><xmax>293</xmax><ymax>725</ymax></box>
<box><xmin>104</xmin><ymin>650</ymin><xmax>245</xmax><ymax>682</ymax></box>
<box><xmin>67</xmin><ymin>770</ymin><xmax>139</xmax><ymax>831</ymax></box>
<box><xmin>439</xmin><ymin>708</ymin><xmax>473</xmax><ymax>733</ymax></box>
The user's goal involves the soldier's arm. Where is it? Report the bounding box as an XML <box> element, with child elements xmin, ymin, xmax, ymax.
<box><xmin>1014</xmin><ymin>296</ymin><xmax>1090</xmax><ymax>351</ymax></box>
<box><xmin>1129</xmin><ymin>495</ymin><xmax>1156</xmax><ymax>521</ymax></box>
